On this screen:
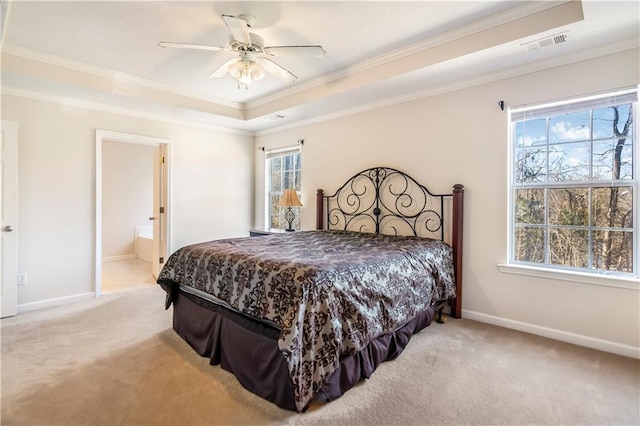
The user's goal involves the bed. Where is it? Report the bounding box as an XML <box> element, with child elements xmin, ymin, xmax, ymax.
<box><xmin>157</xmin><ymin>166</ymin><xmax>464</xmax><ymax>412</ymax></box>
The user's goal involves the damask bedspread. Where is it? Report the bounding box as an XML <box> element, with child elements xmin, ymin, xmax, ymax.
<box><xmin>157</xmin><ymin>230</ymin><xmax>455</xmax><ymax>411</ymax></box>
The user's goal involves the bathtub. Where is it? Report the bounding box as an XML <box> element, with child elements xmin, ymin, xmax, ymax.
<box><xmin>135</xmin><ymin>225</ymin><xmax>153</xmax><ymax>262</ymax></box>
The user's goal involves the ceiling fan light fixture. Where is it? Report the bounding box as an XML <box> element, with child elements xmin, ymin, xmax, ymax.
<box><xmin>238</xmin><ymin>66</ymin><xmax>253</xmax><ymax>85</ymax></box>
<box><xmin>228</xmin><ymin>60</ymin><xmax>245</xmax><ymax>80</ymax></box>
<box><xmin>249</xmin><ymin>62</ymin><xmax>265</xmax><ymax>81</ymax></box>
<box><xmin>227</xmin><ymin>57</ymin><xmax>266</xmax><ymax>86</ymax></box>
<box><xmin>228</xmin><ymin>60</ymin><xmax>260</xmax><ymax>85</ymax></box>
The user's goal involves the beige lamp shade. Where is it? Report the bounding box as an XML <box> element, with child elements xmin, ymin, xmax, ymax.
<box><xmin>278</xmin><ymin>189</ymin><xmax>303</xmax><ymax>207</ymax></box>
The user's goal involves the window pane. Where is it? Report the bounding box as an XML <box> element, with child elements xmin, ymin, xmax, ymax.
<box><xmin>270</xmin><ymin>196</ymin><xmax>281</xmax><ymax>228</ymax></box>
<box><xmin>514</xmin><ymin>227</ymin><xmax>545</xmax><ymax>263</ymax></box>
<box><xmin>619</xmin><ymin>139</ymin><xmax>634</xmax><ymax>180</ymax></box>
<box><xmin>549</xmin><ymin>228</ymin><xmax>588</xmax><ymax>268</ymax></box>
<box><xmin>515</xmin><ymin>189</ymin><xmax>545</xmax><ymax>224</ymax></box>
<box><xmin>592</xmin><ymin>230</ymin><xmax>633</xmax><ymax>273</ymax></box>
<box><xmin>291</xmin><ymin>207</ymin><xmax>301</xmax><ymax>230</ymax></box>
<box><xmin>548</xmin><ymin>142</ymin><xmax>590</xmax><ymax>182</ymax></box>
<box><xmin>280</xmin><ymin>153</ymin><xmax>301</xmax><ymax>191</ymax></box>
<box><xmin>592</xmin><ymin>187</ymin><xmax>633</xmax><ymax>229</ymax></box>
<box><xmin>293</xmin><ymin>152</ymin><xmax>301</xmax><ymax>167</ymax></box>
<box><xmin>283</xmin><ymin>170</ymin><xmax>294</xmax><ymax>190</ymax></box>
<box><xmin>548</xmin><ymin>188</ymin><xmax>589</xmax><ymax>226</ymax></box>
<box><xmin>271</xmin><ymin>171</ymin><xmax>282</xmax><ymax>192</ymax></box>
<box><xmin>515</xmin><ymin>118</ymin><xmax>547</xmax><ymax>147</ymax></box>
<box><xmin>592</xmin><ymin>140</ymin><xmax>615</xmax><ymax>180</ymax></box>
<box><xmin>271</xmin><ymin>157</ymin><xmax>282</xmax><ymax>172</ymax></box>
<box><xmin>593</xmin><ymin>138</ymin><xmax>634</xmax><ymax>181</ymax></box>
<box><xmin>549</xmin><ymin>111</ymin><xmax>590</xmax><ymax>143</ymax></box>
<box><xmin>515</xmin><ymin>148</ymin><xmax>546</xmax><ymax>183</ymax></box>
<box><xmin>621</xmin><ymin>143</ymin><xmax>633</xmax><ymax>180</ymax></box>
<box><xmin>593</xmin><ymin>104</ymin><xmax>633</xmax><ymax>139</ymax></box>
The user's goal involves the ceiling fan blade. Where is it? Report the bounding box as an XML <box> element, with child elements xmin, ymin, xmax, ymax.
<box><xmin>158</xmin><ymin>42</ymin><xmax>227</xmax><ymax>52</ymax></box>
<box><xmin>222</xmin><ymin>14</ymin><xmax>251</xmax><ymax>44</ymax></box>
<box><xmin>263</xmin><ymin>45</ymin><xmax>326</xmax><ymax>57</ymax></box>
<box><xmin>258</xmin><ymin>58</ymin><xmax>298</xmax><ymax>83</ymax></box>
<box><xmin>209</xmin><ymin>58</ymin><xmax>240</xmax><ymax>79</ymax></box>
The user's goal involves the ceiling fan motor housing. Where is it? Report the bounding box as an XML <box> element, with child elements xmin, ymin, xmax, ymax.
<box><xmin>229</xmin><ymin>33</ymin><xmax>265</xmax><ymax>52</ymax></box>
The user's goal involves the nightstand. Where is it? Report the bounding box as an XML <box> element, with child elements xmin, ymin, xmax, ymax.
<box><xmin>249</xmin><ymin>229</ymin><xmax>288</xmax><ymax>237</ymax></box>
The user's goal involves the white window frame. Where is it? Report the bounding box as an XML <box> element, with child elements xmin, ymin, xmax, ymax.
<box><xmin>499</xmin><ymin>88</ymin><xmax>640</xmax><ymax>289</ymax></box>
<box><xmin>264</xmin><ymin>145</ymin><xmax>302</xmax><ymax>230</ymax></box>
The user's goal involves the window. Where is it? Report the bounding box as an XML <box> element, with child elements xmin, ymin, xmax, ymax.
<box><xmin>509</xmin><ymin>89</ymin><xmax>638</xmax><ymax>278</ymax></box>
<box><xmin>265</xmin><ymin>146</ymin><xmax>302</xmax><ymax>230</ymax></box>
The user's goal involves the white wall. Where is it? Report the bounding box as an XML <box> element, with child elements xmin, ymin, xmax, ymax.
<box><xmin>102</xmin><ymin>140</ymin><xmax>155</xmax><ymax>258</ymax></box>
<box><xmin>255</xmin><ymin>49</ymin><xmax>640</xmax><ymax>353</ymax></box>
<box><xmin>2</xmin><ymin>94</ymin><xmax>254</xmax><ymax>307</ymax></box>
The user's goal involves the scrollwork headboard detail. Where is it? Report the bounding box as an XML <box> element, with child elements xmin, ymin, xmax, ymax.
<box><xmin>315</xmin><ymin>166</ymin><xmax>464</xmax><ymax>318</ymax></box>
<box><xmin>316</xmin><ymin>167</ymin><xmax>461</xmax><ymax>240</ymax></box>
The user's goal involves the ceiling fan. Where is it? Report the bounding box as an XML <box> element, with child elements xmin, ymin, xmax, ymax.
<box><xmin>158</xmin><ymin>14</ymin><xmax>326</xmax><ymax>88</ymax></box>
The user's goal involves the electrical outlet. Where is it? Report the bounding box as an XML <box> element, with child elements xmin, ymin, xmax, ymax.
<box><xmin>17</xmin><ymin>273</ymin><xmax>27</xmax><ymax>285</ymax></box>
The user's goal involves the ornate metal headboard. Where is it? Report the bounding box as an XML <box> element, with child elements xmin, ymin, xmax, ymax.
<box><xmin>316</xmin><ymin>167</ymin><xmax>462</xmax><ymax>241</ymax></box>
<box><xmin>315</xmin><ymin>166</ymin><xmax>464</xmax><ymax>318</ymax></box>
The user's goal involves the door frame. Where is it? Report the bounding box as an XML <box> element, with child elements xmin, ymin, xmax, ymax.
<box><xmin>94</xmin><ymin>130</ymin><xmax>171</xmax><ymax>298</ymax></box>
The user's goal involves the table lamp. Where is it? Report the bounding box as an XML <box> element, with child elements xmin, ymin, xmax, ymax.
<box><xmin>278</xmin><ymin>189</ymin><xmax>302</xmax><ymax>231</ymax></box>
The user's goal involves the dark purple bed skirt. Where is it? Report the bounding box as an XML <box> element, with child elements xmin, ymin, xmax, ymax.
<box><xmin>172</xmin><ymin>290</ymin><xmax>435</xmax><ymax>412</ymax></box>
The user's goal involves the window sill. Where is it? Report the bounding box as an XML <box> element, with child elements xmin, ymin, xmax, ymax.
<box><xmin>497</xmin><ymin>263</ymin><xmax>639</xmax><ymax>290</ymax></box>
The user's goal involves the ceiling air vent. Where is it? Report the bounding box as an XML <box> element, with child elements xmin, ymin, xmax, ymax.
<box><xmin>523</xmin><ymin>31</ymin><xmax>569</xmax><ymax>52</ymax></box>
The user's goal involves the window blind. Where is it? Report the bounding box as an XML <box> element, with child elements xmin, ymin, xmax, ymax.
<box><xmin>510</xmin><ymin>88</ymin><xmax>638</xmax><ymax>121</ymax></box>
<box><xmin>265</xmin><ymin>146</ymin><xmax>301</xmax><ymax>159</ymax></box>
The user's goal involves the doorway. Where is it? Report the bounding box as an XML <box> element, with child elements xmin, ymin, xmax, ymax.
<box><xmin>94</xmin><ymin>130</ymin><xmax>169</xmax><ymax>297</ymax></box>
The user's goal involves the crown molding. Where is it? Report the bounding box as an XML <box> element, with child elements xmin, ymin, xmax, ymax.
<box><xmin>256</xmin><ymin>41</ymin><xmax>638</xmax><ymax>136</ymax></box>
<box><xmin>4</xmin><ymin>40</ymin><xmax>636</xmax><ymax>137</ymax></box>
<box><xmin>1</xmin><ymin>86</ymin><xmax>253</xmax><ymax>136</ymax></box>
<box><xmin>0</xmin><ymin>44</ymin><xmax>244</xmax><ymax>111</ymax></box>
<box><xmin>3</xmin><ymin>40</ymin><xmax>636</xmax><ymax>138</ymax></box>
<box><xmin>248</xmin><ymin>1</ymin><xmax>570</xmax><ymax>110</ymax></box>
<box><xmin>0</xmin><ymin>0</ymin><xmax>581</xmax><ymax>132</ymax></box>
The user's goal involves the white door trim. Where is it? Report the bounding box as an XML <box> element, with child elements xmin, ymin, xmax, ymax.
<box><xmin>94</xmin><ymin>130</ymin><xmax>171</xmax><ymax>298</ymax></box>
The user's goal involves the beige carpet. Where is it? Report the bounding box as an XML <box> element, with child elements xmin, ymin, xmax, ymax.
<box><xmin>1</xmin><ymin>287</ymin><xmax>638</xmax><ymax>425</ymax></box>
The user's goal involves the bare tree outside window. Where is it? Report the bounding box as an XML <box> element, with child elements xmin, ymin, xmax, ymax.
<box><xmin>512</xmin><ymin>94</ymin><xmax>636</xmax><ymax>275</ymax></box>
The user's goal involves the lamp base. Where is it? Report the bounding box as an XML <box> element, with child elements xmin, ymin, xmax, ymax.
<box><xmin>284</xmin><ymin>206</ymin><xmax>296</xmax><ymax>232</ymax></box>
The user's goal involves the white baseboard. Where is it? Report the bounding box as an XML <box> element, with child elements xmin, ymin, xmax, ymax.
<box><xmin>102</xmin><ymin>254</ymin><xmax>137</xmax><ymax>262</ymax></box>
<box><xmin>463</xmin><ymin>309</ymin><xmax>640</xmax><ymax>359</ymax></box>
<box><xmin>17</xmin><ymin>292</ymin><xmax>95</xmax><ymax>314</ymax></box>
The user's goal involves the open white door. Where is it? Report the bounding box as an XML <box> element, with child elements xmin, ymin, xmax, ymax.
<box><xmin>151</xmin><ymin>144</ymin><xmax>167</xmax><ymax>278</ymax></box>
<box><xmin>1</xmin><ymin>121</ymin><xmax>18</xmax><ymax>318</ymax></box>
